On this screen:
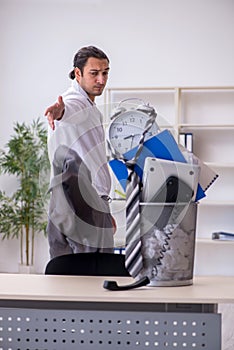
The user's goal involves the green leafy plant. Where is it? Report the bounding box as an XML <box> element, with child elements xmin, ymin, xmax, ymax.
<box><xmin>0</xmin><ymin>118</ymin><xmax>50</xmax><ymax>266</ymax></box>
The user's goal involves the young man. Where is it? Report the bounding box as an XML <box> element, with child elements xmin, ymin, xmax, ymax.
<box><xmin>45</xmin><ymin>46</ymin><xmax>116</xmax><ymax>258</ymax></box>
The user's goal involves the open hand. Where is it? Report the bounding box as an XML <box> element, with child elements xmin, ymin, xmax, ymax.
<box><xmin>45</xmin><ymin>95</ymin><xmax>65</xmax><ymax>130</ymax></box>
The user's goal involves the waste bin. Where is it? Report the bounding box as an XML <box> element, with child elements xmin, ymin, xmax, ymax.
<box><xmin>140</xmin><ymin>202</ymin><xmax>197</xmax><ymax>286</ymax></box>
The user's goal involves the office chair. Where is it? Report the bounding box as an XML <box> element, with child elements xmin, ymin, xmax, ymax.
<box><xmin>45</xmin><ymin>251</ymin><xmax>130</xmax><ymax>277</ymax></box>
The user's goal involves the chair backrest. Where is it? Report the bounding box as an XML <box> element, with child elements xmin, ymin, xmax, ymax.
<box><xmin>45</xmin><ymin>252</ymin><xmax>130</xmax><ymax>277</ymax></box>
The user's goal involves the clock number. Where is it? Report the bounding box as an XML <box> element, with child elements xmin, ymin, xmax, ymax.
<box><xmin>130</xmin><ymin>117</ymin><xmax>135</xmax><ymax>123</ymax></box>
<box><xmin>117</xmin><ymin>127</ymin><xmax>123</xmax><ymax>132</ymax></box>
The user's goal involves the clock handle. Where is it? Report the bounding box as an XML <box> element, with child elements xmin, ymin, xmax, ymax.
<box><xmin>120</xmin><ymin>98</ymin><xmax>157</xmax><ymax>118</ymax></box>
<box><xmin>119</xmin><ymin>97</ymin><xmax>146</xmax><ymax>108</ymax></box>
<box><xmin>110</xmin><ymin>98</ymin><xmax>157</xmax><ymax>120</ymax></box>
<box><xmin>110</xmin><ymin>98</ymin><xmax>146</xmax><ymax>119</ymax></box>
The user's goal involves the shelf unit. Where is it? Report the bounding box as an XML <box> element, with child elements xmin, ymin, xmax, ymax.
<box><xmin>104</xmin><ymin>86</ymin><xmax>234</xmax><ymax>247</ymax></box>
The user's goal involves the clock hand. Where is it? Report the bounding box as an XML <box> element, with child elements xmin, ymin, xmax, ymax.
<box><xmin>123</xmin><ymin>133</ymin><xmax>141</xmax><ymax>140</ymax></box>
<box><xmin>123</xmin><ymin>134</ymin><xmax>134</xmax><ymax>140</ymax></box>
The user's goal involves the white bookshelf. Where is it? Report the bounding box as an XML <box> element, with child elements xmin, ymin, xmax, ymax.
<box><xmin>105</xmin><ymin>86</ymin><xmax>234</xmax><ymax>257</ymax></box>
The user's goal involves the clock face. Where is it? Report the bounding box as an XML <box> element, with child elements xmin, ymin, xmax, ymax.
<box><xmin>108</xmin><ymin>110</ymin><xmax>159</xmax><ymax>155</ymax></box>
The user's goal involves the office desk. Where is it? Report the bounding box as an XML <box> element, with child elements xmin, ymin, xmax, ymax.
<box><xmin>0</xmin><ymin>274</ymin><xmax>234</xmax><ymax>350</ymax></box>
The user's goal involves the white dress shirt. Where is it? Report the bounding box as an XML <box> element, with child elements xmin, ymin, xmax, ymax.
<box><xmin>48</xmin><ymin>80</ymin><xmax>111</xmax><ymax>196</ymax></box>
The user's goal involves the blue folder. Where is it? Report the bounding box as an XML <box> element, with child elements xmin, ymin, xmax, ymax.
<box><xmin>109</xmin><ymin>129</ymin><xmax>205</xmax><ymax>201</ymax></box>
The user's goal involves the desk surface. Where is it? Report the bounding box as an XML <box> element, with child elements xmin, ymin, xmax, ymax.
<box><xmin>0</xmin><ymin>274</ymin><xmax>234</xmax><ymax>304</ymax></box>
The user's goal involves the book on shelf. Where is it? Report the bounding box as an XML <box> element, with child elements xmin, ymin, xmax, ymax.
<box><xmin>179</xmin><ymin>132</ymin><xmax>193</xmax><ymax>152</ymax></box>
<box><xmin>212</xmin><ymin>231</ymin><xmax>234</xmax><ymax>241</ymax></box>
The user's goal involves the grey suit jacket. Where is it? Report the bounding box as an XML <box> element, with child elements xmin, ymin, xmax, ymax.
<box><xmin>47</xmin><ymin>145</ymin><xmax>114</xmax><ymax>253</ymax></box>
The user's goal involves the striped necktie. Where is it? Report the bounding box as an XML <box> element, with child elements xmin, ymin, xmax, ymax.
<box><xmin>125</xmin><ymin>109</ymin><xmax>157</xmax><ymax>278</ymax></box>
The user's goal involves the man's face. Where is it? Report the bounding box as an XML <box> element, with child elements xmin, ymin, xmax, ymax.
<box><xmin>75</xmin><ymin>57</ymin><xmax>109</xmax><ymax>101</ymax></box>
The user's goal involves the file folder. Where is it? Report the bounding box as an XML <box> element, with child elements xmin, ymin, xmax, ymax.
<box><xmin>109</xmin><ymin>129</ymin><xmax>205</xmax><ymax>201</ymax></box>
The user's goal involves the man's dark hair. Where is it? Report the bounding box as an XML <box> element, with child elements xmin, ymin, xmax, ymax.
<box><xmin>69</xmin><ymin>46</ymin><xmax>109</xmax><ymax>79</ymax></box>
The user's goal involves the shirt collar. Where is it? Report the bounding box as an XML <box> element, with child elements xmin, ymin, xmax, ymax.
<box><xmin>72</xmin><ymin>80</ymin><xmax>94</xmax><ymax>106</ymax></box>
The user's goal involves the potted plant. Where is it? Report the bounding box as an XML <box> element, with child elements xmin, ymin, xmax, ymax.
<box><xmin>0</xmin><ymin>118</ymin><xmax>50</xmax><ymax>272</ymax></box>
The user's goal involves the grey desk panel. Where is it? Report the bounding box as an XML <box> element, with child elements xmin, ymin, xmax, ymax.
<box><xmin>0</xmin><ymin>307</ymin><xmax>221</xmax><ymax>350</ymax></box>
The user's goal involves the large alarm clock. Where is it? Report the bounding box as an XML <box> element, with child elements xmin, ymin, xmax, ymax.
<box><xmin>107</xmin><ymin>99</ymin><xmax>159</xmax><ymax>157</ymax></box>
